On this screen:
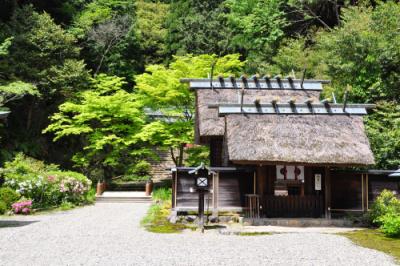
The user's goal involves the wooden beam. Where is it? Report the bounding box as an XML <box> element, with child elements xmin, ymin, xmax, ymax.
<box><xmin>180</xmin><ymin>78</ymin><xmax>329</xmax><ymax>90</ymax></box>
<box><xmin>215</xmin><ymin>103</ymin><xmax>374</xmax><ymax>116</ymax></box>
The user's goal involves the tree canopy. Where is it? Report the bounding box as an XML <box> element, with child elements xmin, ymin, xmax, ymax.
<box><xmin>0</xmin><ymin>0</ymin><xmax>398</xmax><ymax>177</ymax></box>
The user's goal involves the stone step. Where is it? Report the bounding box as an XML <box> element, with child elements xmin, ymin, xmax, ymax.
<box><xmin>244</xmin><ymin>218</ymin><xmax>353</xmax><ymax>227</ymax></box>
<box><xmin>96</xmin><ymin>191</ymin><xmax>152</xmax><ymax>203</ymax></box>
<box><xmin>96</xmin><ymin>197</ymin><xmax>152</xmax><ymax>203</ymax></box>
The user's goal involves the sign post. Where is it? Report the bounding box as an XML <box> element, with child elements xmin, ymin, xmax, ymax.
<box><xmin>189</xmin><ymin>163</ymin><xmax>211</xmax><ymax>233</ymax></box>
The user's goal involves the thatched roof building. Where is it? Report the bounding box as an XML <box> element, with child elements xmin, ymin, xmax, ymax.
<box><xmin>182</xmin><ymin>77</ymin><xmax>375</xmax><ymax>166</ymax></box>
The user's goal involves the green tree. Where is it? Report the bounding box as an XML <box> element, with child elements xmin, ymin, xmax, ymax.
<box><xmin>135</xmin><ymin>54</ymin><xmax>244</xmax><ymax>166</ymax></box>
<box><xmin>224</xmin><ymin>0</ymin><xmax>288</xmax><ymax>72</ymax></box>
<box><xmin>366</xmin><ymin>102</ymin><xmax>400</xmax><ymax>169</ymax></box>
<box><xmin>166</xmin><ymin>0</ymin><xmax>231</xmax><ymax>56</ymax></box>
<box><xmin>0</xmin><ymin>37</ymin><xmax>39</xmax><ymax>107</ymax></box>
<box><xmin>44</xmin><ymin>75</ymin><xmax>149</xmax><ymax>179</ymax></box>
<box><xmin>135</xmin><ymin>0</ymin><xmax>169</xmax><ymax>65</ymax></box>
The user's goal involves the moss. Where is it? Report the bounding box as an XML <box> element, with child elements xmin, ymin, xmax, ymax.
<box><xmin>238</xmin><ymin>232</ymin><xmax>272</xmax><ymax>236</ymax></box>
<box><xmin>141</xmin><ymin>202</ymin><xmax>189</xmax><ymax>234</ymax></box>
<box><xmin>339</xmin><ymin>229</ymin><xmax>400</xmax><ymax>262</ymax></box>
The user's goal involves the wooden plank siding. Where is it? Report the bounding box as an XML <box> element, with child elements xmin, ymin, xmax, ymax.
<box><xmin>330</xmin><ymin>172</ymin><xmax>363</xmax><ymax>211</ymax></box>
<box><xmin>174</xmin><ymin>170</ymin><xmax>253</xmax><ymax>212</ymax></box>
<box><xmin>368</xmin><ymin>175</ymin><xmax>400</xmax><ymax>208</ymax></box>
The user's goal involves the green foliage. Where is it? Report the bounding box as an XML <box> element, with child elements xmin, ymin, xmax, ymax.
<box><xmin>0</xmin><ymin>37</ymin><xmax>13</xmax><ymax>56</ymax></box>
<box><xmin>225</xmin><ymin>0</ymin><xmax>288</xmax><ymax>72</ymax></box>
<box><xmin>0</xmin><ymin>81</ymin><xmax>39</xmax><ymax>106</ymax></box>
<box><xmin>60</xmin><ymin>201</ymin><xmax>75</xmax><ymax>211</ymax></box>
<box><xmin>72</xmin><ymin>0</ymin><xmax>135</xmax><ymax>36</ymax></box>
<box><xmin>135</xmin><ymin>54</ymin><xmax>244</xmax><ymax>166</ymax></box>
<box><xmin>370</xmin><ymin>190</ymin><xmax>400</xmax><ymax>225</ymax></box>
<box><xmin>123</xmin><ymin>160</ymin><xmax>151</xmax><ymax>181</ymax></box>
<box><xmin>0</xmin><ymin>186</ymin><xmax>20</xmax><ymax>209</ymax></box>
<box><xmin>135</xmin><ymin>0</ymin><xmax>169</xmax><ymax>65</ymax></box>
<box><xmin>141</xmin><ymin>201</ymin><xmax>188</xmax><ymax>233</ymax></box>
<box><xmin>166</xmin><ymin>0</ymin><xmax>229</xmax><ymax>55</ymax></box>
<box><xmin>369</xmin><ymin>190</ymin><xmax>400</xmax><ymax>238</ymax></box>
<box><xmin>0</xmin><ymin>200</ymin><xmax>6</xmax><ymax>214</ymax></box>
<box><xmin>379</xmin><ymin>214</ymin><xmax>400</xmax><ymax>238</ymax></box>
<box><xmin>44</xmin><ymin>74</ymin><xmax>150</xmax><ymax>178</ymax></box>
<box><xmin>365</xmin><ymin>102</ymin><xmax>400</xmax><ymax>169</ymax></box>
<box><xmin>152</xmin><ymin>187</ymin><xmax>172</xmax><ymax>202</ymax></box>
<box><xmin>1</xmin><ymin>153</ymin><xmax>92</xmax><ymax>209</ymax></box>
<box><xmin>1</xmin><ymin>6</ymin><xmax>85</xmax><ymax>96</ymax></box>
<box><xmin>185</xmin><ymin>145</ymin><xmax>210</xmax><ymax>167</ymax></box>
<box><xmin>317</xmin><ymin>3</ymin><xmax>400</xmax><ymax>103</ymax></box>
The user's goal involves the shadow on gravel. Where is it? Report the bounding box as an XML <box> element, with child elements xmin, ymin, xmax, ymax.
<box><xmin>0</xmin><ymin>220</ymin><xmax>39</xmax><ymax>228</ymax></box>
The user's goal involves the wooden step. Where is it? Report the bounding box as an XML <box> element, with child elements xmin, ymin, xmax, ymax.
<box><xmin>96</xmin><ymin>191</ymin><xmax>152</xmax><ymax>203</ymax></box>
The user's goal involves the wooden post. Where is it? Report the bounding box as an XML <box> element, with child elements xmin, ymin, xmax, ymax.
<box><xmin>366</xmin><ymin>173</ymin><xmax>369</xmax><ymax>210</ymax></box>
<box><xmin>253</xmin><ymin>171</ymin><xmax>256</xmax><ymax>194</ymax></box>
<box><xmin>362</xmin><ymin>173</ymin><xmax>369</xmax><ymax>212</ymax></box>
<box><xmin>198</xmin><ymin>190</ymin><xmax>205</xmax><ymax>233</ymax></box>
<box><xmin>324</xmin><ymin>167</ymin><xmax>331</xmax><ymax>219</ymax></box>
<box><xmin>171</xmin><ymin>170</ymin><xmax>176</xmax><ymax>209</ymax></box>
<box><xmin>174</xmin><ymin>170</ymin><xmax>178</xmax><ymax>209</ymax></box>
<box><xmin>212</xmin><ymin>172</ymin><xmax>219</xmax><ymax>217</ymax></box>
<box><xmin>257</xmin><ymin>166</ymin><xmax>267</xmax><ymax>196</ymax></box>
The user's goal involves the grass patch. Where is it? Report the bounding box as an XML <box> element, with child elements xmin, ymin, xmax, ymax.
<box><xmin>340</xmin><ymin>229</ymin><xmax>400</xmax><ymax>262</ymax></box>
<box><xmin>141</xmin><ymin>201</ymin><xmax>189</xmax><ymax>234</ymax></box>
<box><xmin>152</xmin><ymin>187</ymin><xmax>172</xmax><ymax>202</ymax></box>
<box><xmin>238</xmin><ymin>232</ymin><xmax>272</xmax><ymax>236</ymax></box>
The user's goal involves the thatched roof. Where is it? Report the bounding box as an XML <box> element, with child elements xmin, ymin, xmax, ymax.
<box><xmin>196</xmin><ymin>88</ymin><xmax>321</xmax><ymax>138</ymax></box>
<box><xmin>225</xmin><ymin>114</ymin><xmax>375</xmax><ymax>166</ymax></box>
<box><xmin>183</xmin><ymin>77</ymin><xmax>374</xmax><ymax>166</ymax></box>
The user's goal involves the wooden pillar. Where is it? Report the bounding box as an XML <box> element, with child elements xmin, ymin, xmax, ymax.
<box><xmin>324</xmin><ymin>167</ymin><xmax>331</xmax><ymax>219</ymax></box>
<box><xmin>212</xmin><ymin>172</ymin><xmax>219</xmax><ymax>217</ymax></box>
<box><xmin>362</xmin><ymin>173</ymin><xmax>369</xmax><ymax>212</ymax></box>
<box><xmin>172</xmin><ymin>169</ymin><xmax>177</xmax><ymax>209</ymax></box>
<box><xmin>257</xmin><ymin>166</ymin><xmax>267</xmax><ymax>196</ymax></box>
<box><xmin>366</xmin><ymin>174</ymin><xmax>369</xmax><ymax>210</ymax></box>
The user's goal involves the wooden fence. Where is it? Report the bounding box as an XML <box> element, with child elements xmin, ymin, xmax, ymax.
<box><xmin>258</xmin><ymin>195</ymin><xmax>324</xmax><ymax>218</ymax></box>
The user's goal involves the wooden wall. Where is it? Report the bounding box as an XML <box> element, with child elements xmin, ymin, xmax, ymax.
<box><xmin>175</xmin><ymin>171</ymin><xmax>213</xmax><ymax>208</ymax></box>
<box><xmin>330</xmin><ymin>172</ymin><xmax>363</xmax><ymax>210</ymax></box>
<box><xmin>174</xmin><ymin>170</ymin><xmax>253</xmax><ymax>211</ymax></box>
<box><xmin>368</xmin><ymin>175</ymin><xmax>400</xmax><ymax>207</ymax></box>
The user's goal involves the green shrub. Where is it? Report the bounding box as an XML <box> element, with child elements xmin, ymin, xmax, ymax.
<box><xmin>0</xmin><ymin>187</ymin><xmax>20</xmax><ymax>209</ymax></box>
<box><xmin>379</xmin><ymin>213</ymin><xmax>400</xmax><ymax>238</ymax></box>
<box><xmin>0</xmin><ymin>200</ymin><xmax>7</xmax><ymax>214</ymax></box>
<box><xmin>85</xmin><ymin>187</ymin><xmax>96</xmax><ymax>204</ymax></box>
<box><xmin>370</xmin><ymin>190</ymin><xmax>400</xmax><ymax>226</ymax></box>
<box><xmin>1</xmin><ymin>153</ymin><xmax>58</xmax><ymax>181</ymax></box>
<box><xmin>2</xmin><ymin>154</ymin><xmax>92</xmax><ymax>210</ymax></box>
<box><xmin>185</xmin><ymin>146</ymin><xmax>210</xmax><ymax>166</ymax></box>
<box><xmin>123</xmin><ymin>160</ymin><xmax>152</xmax><ymax>181</ymax></box>
<box><xmin>60</xmin><ymin>201</ymin><xmax>75</xmax><ymax>211</ymax></box>
<box><xmin>152</xmin><ymin>187</ymin><xmax>171</xmax><ymax>202</ymax></box>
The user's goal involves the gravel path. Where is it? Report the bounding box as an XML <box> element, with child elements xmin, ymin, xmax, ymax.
<box><xmin>0</xmin><ymin>203</ymin><xmax>396</xmax><ymax>266</ymax></box>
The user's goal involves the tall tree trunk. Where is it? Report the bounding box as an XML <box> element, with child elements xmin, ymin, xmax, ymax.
<box><xmin>177</xmin><ymin>143</ymin><xmax>184</xmax><ymax>167</ymax></box>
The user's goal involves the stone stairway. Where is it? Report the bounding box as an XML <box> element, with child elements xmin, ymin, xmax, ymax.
<box><xmin>96</xmin><ymin>191</ymin><xmax>152</xmax><ymax>203</ymax></box>
<box><xmin>148</xmin><ymin>149</ymin><xmax>174</xmax><ymax>181</ymax></box>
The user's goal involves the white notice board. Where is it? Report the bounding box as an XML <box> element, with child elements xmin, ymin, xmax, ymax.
<box><xmin>315</xmin><ymin>174</ymin><xmax>322</xmax><ymax>190</ymax></box>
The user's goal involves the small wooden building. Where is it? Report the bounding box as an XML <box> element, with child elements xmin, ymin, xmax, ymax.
<box><xmin>171</xmin><ymin>77</ymin><xmax>400</xmax><ymax>218</ymax></box>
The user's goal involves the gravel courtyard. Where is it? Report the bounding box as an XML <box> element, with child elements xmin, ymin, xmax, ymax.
<box><xmin>0</xmin><ymin>203</ymin><xmax>396</xmax><ymax>266</ymax></box>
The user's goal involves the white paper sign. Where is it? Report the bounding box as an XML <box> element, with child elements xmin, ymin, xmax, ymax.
<box><xmin>315</xmin><ymin>174</ymin><xmax>322</xmax><ymax>190</ymax></box>
<box><xmin>276</xmin><ymin>165</ymin><xmax>304</xmax><ymax>180</ymax></box>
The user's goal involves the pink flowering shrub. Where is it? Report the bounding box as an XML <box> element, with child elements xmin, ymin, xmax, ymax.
<box><xmin>2</xmin><ymin>154</ymin><xmax>93</xmax><ymax>210</ymax></box>
<box><xmin>12</xmin><ymin>200</ymin><xmax>32</xmax><ymax>214</ymax></box>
